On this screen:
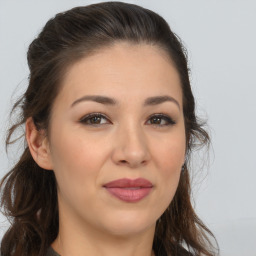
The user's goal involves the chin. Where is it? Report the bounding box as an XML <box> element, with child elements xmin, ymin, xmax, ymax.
<box><xmin>98</xmin><ymin>211</ymin><xmax>156</xmax><ymax>237</ymax></box>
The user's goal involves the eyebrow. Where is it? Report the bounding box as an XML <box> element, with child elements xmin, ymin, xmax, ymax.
<box><xmin>144</xmin><ymin>95</ymin><xmax>180</xmax><ymax>109</ymax></box>
<box><xmin>71</xmin><ymin>95</ymin><xmax>180</xmax><ymax>109</ymax></box>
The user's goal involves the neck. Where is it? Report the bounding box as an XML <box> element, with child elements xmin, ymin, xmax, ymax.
<box><xmin>52</xmin><ymin>204</ymin><xmax>156</xmax><ymax>256</ymax></box>
<box><xmin>52</xmin><ymin>227</ymin><xmax>155</xmax><ymax>256</ymax></box>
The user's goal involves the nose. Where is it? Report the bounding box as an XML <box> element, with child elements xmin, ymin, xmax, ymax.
<box><xmin>111</xmin><ymin>124</ymin><xmax>151</xmax><ymax>168</ymax></box>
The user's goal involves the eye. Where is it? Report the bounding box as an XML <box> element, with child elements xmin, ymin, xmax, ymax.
<box><xmin>79</xmin><ymin>113</ymin><xmax>110</xmax><ymax>126</ymax></box>
<box><xmin>146</xmin><ymin>114</ymin><xmax>176</xmax><ymax>126</ymax></box>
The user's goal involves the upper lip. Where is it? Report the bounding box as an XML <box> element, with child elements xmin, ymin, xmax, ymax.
<box><xmin>103</xmin><ymin>178</ymin><xmax>153</xmax><ymax>188</ymax></box>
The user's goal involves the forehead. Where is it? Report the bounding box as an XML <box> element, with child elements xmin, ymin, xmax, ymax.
<box><xmin>55</xmin><ymin>42</ymin><xmax>182</xmax><ymax>107</ymax></box>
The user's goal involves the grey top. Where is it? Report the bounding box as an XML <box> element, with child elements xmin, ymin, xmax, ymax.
<box><xmin>46</xmin><ymin>247</ymin><xmax>61</xmax><ymax>256</ymax></box>
<box><xmin>45</xmin><ymin>246</ymin><xmax>192</xmax><ymax>256</ymax></box>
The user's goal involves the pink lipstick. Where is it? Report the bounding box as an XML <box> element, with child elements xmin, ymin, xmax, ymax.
<box><xmin>103</xmin><ymin>178</ymin><xmax>153</xmax><ymax>202</ymax></box>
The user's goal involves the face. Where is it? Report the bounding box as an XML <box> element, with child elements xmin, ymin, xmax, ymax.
<box><xmin>46</xmin><ymin>42</ymin><xmax>186</xmax><ymax>237</ymax></box>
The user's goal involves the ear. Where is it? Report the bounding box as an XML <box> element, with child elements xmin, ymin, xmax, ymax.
<box><xmin>26</xmin><ymin>117</ymin><xmax>53</xmax><ymax>170</ymax></box>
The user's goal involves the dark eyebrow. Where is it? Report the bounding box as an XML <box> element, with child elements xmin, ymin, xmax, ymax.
<box><xmin>71</xmin><ymin>95</ymin><xmax>117</xmax><ymax>107</ymax></box>
<box><xmin>71</xmin><ymin>95</ymin><xmax>180</xmax><ymax>109</ymax></box>
<box><xmin>143</xmin><ymin>95</ymin><xmax>180</xmax><ymax>109</ymax></box>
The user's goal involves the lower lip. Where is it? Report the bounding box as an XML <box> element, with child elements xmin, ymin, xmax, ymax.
<box><xmin>105</xmin><ymin>187</ymin><xmax>152</xmax><ymax>202</ymax></box>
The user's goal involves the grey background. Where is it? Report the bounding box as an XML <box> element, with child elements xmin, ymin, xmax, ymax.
<box><xmin>0</xmin><ymin>1</ymin><xmax>256</xmax><ymax>255</ymax></box>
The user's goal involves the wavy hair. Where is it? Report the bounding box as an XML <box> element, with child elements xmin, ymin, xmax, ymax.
<box><xmin>0</xmin><ymin>2</ymin><xmax>218</xmax><ymax>255</ymax></box>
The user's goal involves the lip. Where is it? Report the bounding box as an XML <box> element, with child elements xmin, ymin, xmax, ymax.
<box><xmin>103</xmin><ymin>178</ymin><xmax>153</xmax><ymax>203</ymax></box>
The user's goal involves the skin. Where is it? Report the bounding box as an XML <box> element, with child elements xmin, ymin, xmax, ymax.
<box><xmin>26</xmin><ymin>42</ymin><xmax>186</xmax><ymax>256</ymax></box>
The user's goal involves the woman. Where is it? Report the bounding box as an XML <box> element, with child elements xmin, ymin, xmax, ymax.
<box><xmin>0</xmin><ymin>2</ymin><xmax>218</xmax><ymax>256</ymax></box>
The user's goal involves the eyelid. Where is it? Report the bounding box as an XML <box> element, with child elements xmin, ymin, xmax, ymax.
<box><xmin>79</xmin><ymin>112</ymin><xmax>111</xmax><ymax>125</ymax></box>
<box><xmin>146</xmin><ymin>113</ymin><xmax>176</xmax><ymax>126</ymax></box>
<box><xmin>79</xmin><ymin>112</ymin><xmax>176</xmax><ymax>126</ymax></box>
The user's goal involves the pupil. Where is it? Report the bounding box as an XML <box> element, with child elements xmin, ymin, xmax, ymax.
<box><xmin>152</xmin><ymin>117</ymin><xmax>161</xmax><ymax>124</ymax></box>
<box><xmin>92</xmin><ymin>116</ymin><xmax>101</xmax><ymax>124</ymax></box>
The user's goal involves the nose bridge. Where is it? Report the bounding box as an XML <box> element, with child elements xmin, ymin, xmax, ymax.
<box><xmin>112</xmin><ymin>118</ymin><xmax>150</xmax><ymax>167</ymax></box>
<box><xmin>124</xmin><ymin>121</ymin><xmax>146</xmax><ymax>150</ymax></box>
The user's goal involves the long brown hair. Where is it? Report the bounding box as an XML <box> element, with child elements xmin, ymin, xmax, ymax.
<box><xmin>0</xmin><ymin>2</ymin><xmax>218</xmax><ymax>255</ymax></box>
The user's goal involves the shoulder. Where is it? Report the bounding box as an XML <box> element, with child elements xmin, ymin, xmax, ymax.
<box><xmin>154</xmin><ymin>245</ymin><xmax>193</xmax><ymax>256</ymax></box>
<box><xmin>45</xmin><ymin>247</ymin><xmax>61</xmax><ymax>256</ymax></box>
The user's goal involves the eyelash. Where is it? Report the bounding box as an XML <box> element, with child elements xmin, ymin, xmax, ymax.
<box><xmin>79</xmin><ymin>112</ymin><xmax>176</xmax><ymax>127</ymax></box>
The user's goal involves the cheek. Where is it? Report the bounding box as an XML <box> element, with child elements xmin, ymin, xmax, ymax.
<box><xmin>153</xmin><ymin>129</ymin><xmax>186</xmax><ymax>172</ymax></box>
<box><xmin>150</xmin><ymin>128</ymin><xmax>186</xmax><ymax>203</ymax></box>
<box><xmin>49</xmin><ymin>127</ymin><xmax>112</xmax><ymax>194</ymax></box>
<box><xmin>155</xmin><ymin>144</ymin><xmax>184</xmax><ymax>189</ymax></box>
<box><xmin>50</xmin><ymin>127</ymin><xmax>104</xmax><ymax>168</ymax></box>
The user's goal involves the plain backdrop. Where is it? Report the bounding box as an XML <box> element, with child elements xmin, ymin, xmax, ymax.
<box><xmin>0</xmin><ymin>1</ymin><xmax>256</xmax><ymax>255</ymax></box>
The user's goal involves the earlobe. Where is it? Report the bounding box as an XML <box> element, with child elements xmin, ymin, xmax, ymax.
<box><xmin>25</xmin><ymin>117</ymin><xmax>53</xmax><ymax>170</ymax></box>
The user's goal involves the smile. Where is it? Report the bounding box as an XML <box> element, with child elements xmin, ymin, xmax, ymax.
<box><xmin>103</xmin><ymin>178</ymin><xmax>153</xmax><ymax>203</ymax></box>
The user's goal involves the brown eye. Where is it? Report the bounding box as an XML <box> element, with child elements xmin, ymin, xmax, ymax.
<box><xmin>90</xmin><ymin>116</ymin><xmax>102</xmax><ymax>124</ymax></box>
<box><xmin>80</xmin><ymin>113</ymin><xmax>110</xmax><ymax>125</ymax></box>
<box><xmin>147</xmin><ymin>114</ymin><xmax>176</xmax><ymax>126</ymax></box>
<box><xmin>150</xmin><ymin>116</ymin><xmax>162</xmax><ymax>125</ymax></box>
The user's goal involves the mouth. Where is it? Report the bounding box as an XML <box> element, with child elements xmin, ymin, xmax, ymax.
<box><xmin>103</xmin><ymin>178</ymin><xmax>153</xmax><ymax>203</ymax></box>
